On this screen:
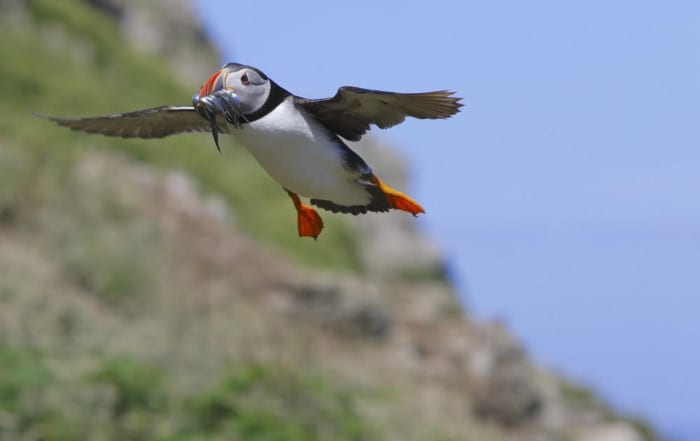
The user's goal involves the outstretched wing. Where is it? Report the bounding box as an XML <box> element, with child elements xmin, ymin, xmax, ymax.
<box><xmin>38</xmin><ymin>105</ymin><xmax>230</xmax><ymax>138</ymax></box>
<box><xmin>295</xmin><ymin>87</ymin><xmax>462</xmax><ymax>141</ymax></box>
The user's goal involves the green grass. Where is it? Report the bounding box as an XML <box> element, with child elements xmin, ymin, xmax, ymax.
<box><xmin>0</xmin><ymin>345</ymin><xmax>376</xmax><ymax>441</ymax></box>
<box><xmin>0</xmin><ymin>1</ymin><xmax>359</xmax><ymax>270</ymax></box>
<box><xmin>188</xmin><ymin>364</ymin><xmax>375</xmax><ymax>441</ymax></box>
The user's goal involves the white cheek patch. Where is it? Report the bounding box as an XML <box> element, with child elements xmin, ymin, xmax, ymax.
<box><xmin>247</xmin><ymin>71</ymin><xmax>266</xmax><ymax>85</ymax></box>
<box><xmin>225</xmin><ymin>75</ymin><xmax>238</xmax><ymax>90</ymax></box>
<box><xmin>238</xmin><ymin>83</ymin><xmax>271</xmax><ymax>114</ymax></box>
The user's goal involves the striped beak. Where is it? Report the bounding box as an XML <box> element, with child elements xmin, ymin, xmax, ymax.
<box><xmin>192</xmin><ymin>68</ymin><xmax>246</xmax><ymax>152</ymax></box>
<box><xmin>197</xmin><ymin>69</ymin><xmax>225</xmax><ymax>98</ymax></box>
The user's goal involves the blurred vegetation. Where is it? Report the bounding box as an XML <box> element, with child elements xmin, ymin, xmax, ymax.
<box><xmin>0</xmin><ymin>0</ymin><xmax>359</xmax><ymax>271</ymax></box>
<box><xmin>0</xmin><ymin>2</ymin><xmax>373</xmax><ymax>439</ymax></box>
<box><xmin>189</xmin><ymin>365</ymin><xmax>373</xmax><ymax>441</ymax></box>
<box><xmin>0</xmin><ymin>136</ymin><xmax>385</xmax><ymax>438</ymax></box>
<box><xmin>0</xmin><ymin>345</ymin><xmax>375</xmax><ymax>440</ymax></box>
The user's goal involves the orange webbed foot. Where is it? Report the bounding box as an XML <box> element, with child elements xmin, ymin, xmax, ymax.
<box><xmin>297</xmin><ymin>205</ymin><xmax>324</xmax><ymax>239</ymax></box>
<box><xmin>370</xmin><ymin>175</ymin><xmax>425</xmax><ymax>216</ymax></box>
<box><xmin>286</xmin><ymin>191</ymin><xmax>324</xmax><ymax>239</ymax></box>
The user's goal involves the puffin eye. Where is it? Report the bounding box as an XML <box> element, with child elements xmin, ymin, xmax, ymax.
<box><xmin>241</xmin><ymin>74</ymin><xmax>250</xmax><ymax>85</ymax></box>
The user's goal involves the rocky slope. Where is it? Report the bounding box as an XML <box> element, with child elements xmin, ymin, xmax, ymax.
<box><xmin>0</xmin><ymin>1</ymin><xmax>655</xmax><ymax>440</ymax></box>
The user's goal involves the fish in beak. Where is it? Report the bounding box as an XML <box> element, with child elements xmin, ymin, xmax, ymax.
<box><xmin>192</xmin><ymin>68</ymin><xmax>247</xmax><ymax>152</ymax></box>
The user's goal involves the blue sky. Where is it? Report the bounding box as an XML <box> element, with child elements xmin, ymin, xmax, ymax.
<box><xmin>193</xmin><ymin>1</ymin><xmax>700</xmax><ymax>438</ymax></box>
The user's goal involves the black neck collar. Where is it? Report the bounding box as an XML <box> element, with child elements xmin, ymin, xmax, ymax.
<box><xmin>244</xmin><ymin>81</ymin><xmax>291</xmax><ymax>123</ymax></box>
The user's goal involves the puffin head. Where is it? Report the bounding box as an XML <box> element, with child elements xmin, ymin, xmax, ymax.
<box><xmin>194</xmin><ymin>62</ymin><xmax>272</xmax><ymax>117</ymax></box>
<box><xmin>192</xmin><ymin>63</ymin><xmax>290</xmax><ymax>151</ymax></box>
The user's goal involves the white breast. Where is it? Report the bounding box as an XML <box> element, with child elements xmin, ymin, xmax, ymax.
<box><xmin>231</xmin><ymin>96</ymin><xmax>370</xmax><ymax>205</ymax></box>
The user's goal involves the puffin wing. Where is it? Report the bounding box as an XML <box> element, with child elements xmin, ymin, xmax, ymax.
<box><xmin>39</xmin><ymin>105</ymin><xmax>230</xmax><ymax>138</ymax></box>
<box><xmin>295</xmin><ymin>87</ymin><xmax>462</xmax><ymax>141</ymax></box>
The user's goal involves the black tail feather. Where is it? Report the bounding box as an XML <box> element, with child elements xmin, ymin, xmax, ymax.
<box><xmin>310</xmin><ymin>184</ymin><xmax>390</xmax><ymax>215</ymax></box>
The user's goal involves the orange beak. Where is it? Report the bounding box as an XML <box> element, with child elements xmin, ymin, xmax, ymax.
<box><xmin>198</xmin><ymin>69</ymin><xmax>225</xmax><ymax>98</ymax></box>
<box><xmin>193</xmin><ymin>67</ymin><xmax>245</xmax><ymax>153</ymax></box>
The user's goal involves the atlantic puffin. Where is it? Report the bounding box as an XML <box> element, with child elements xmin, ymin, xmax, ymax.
<box><xmin>42</xmin><ymin>62</ymin><xmax>462</xmax><ymax>239</ymax></box>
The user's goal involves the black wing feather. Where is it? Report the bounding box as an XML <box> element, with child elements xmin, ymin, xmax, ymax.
<box><xmin>295</xmin><ymin>87</ymin><xmax>462</xmax><ymax>140</ymax></box>
<box><xmin>38</xmin><ymin>106</ymin><xmax>230</xmax><ymax>139</ymax></box>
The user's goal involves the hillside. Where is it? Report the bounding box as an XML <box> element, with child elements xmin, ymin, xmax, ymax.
<box><xmin>0</xmin><ymin>1</ymin><xmax>655</xmax><ymax>440</ymax></box>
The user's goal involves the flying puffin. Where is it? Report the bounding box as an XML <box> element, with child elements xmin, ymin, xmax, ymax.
<box><xmin>41</xmin><ymin>62</ymin><xmax>462</xmax><ymax>239</ymax></box>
